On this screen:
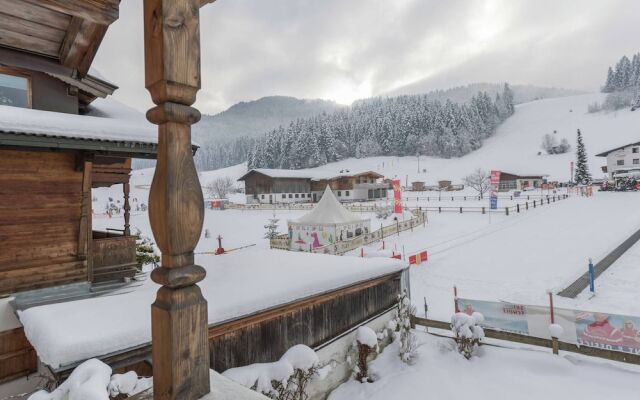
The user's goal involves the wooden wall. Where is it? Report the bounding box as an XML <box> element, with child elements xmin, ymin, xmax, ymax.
<box><xmin>0</xmin><ymin>149</ymin><xmax>86</xmax><ymax>294</ymax></box>
<box><xmin>207</xmin><ymin>272</ymin><xmax>401</xmax><ymax>372</ymax></box>
<box><xmin>0</xmin><ymin>328</ymin><xmax>37</xmax><ymax>383</ymax></box>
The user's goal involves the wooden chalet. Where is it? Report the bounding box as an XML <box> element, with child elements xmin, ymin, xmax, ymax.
<box><xmin>238</xmin><ymin>168</ymin><xmax>388</xmax><ymax>204</ymax></box>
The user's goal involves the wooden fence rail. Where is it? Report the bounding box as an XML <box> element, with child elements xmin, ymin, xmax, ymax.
<box><xmin>420</xmin><ymin>194</ymin><xmax>569</xmax><ymax>215</ymax></box>
<box><xmin>411</xmin><ymin>316</ymin><xmax>640</xmax><ymax>366</ymax></box>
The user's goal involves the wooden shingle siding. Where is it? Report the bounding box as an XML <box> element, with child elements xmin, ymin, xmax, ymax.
<box><xmin>0</xmin><ymin>149</ymin><xmax>86</xmax><ymax>294</ymax></box>
<box><xmin>208</xmin><ymin>272</ymin><xmax>401</xmax><ymax>372</ymax></box>
<box><xmin>0</xmin><ymin>328</ymin><xmax>37</xmax><ymax>384</ymax></box>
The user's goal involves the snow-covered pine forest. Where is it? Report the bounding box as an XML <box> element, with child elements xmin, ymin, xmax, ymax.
<box><xmin>246</xmin><ymin>84</ymin><xmax>515</xmax><ymax>170</ymax></box>
<box><xmin>594</xmin><ymin>51</ymin><xmax>640</xmax><ymax>112</ymax></box>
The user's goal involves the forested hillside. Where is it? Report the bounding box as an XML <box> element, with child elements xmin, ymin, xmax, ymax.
<box><xmin>591</xmin><ymin>52</ymin><xmax>640</xmax><ymax>112</ymax></box>
<box><xmin>247</xmin><ymin>84</ymin><xmax>515</xmax><ymax>169</ymax></box>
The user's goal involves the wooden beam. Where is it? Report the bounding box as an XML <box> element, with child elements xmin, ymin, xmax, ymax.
<box><xmin>143</xmin><ymin>0</ymin><xmax>209</xmax><ymax>399</ymax></box>
<box><xmin>0</xmin><ymin>46</ymin><xmax>73</xmax><ymax>76</ymax></box>
<box><xmin>23</xmin><ymin>0</ymin><xmax>119</xmax><ymax>26</ymax></box>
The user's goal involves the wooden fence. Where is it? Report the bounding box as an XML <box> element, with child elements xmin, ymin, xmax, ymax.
<box><xmin>270</xmin><ymin>210</ymin><xmax>427</xmax><ymax>255</ymax></box>
<box><xmin>420</xmin><ymin>194</ymin><xmax>569</xmax><ymax>215</ymax></box>
<box><xmin>411</xmin><ymin>316</ymin><xmax>640</xmax><ymax>366</ymax></box>
<box><xmin>402</xmin><ymin>193</ymin><xmax>565</xmax><ymax>202</ymax></box>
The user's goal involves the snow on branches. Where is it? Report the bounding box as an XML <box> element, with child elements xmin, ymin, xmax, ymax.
<box><xmin>392</xmin><ymin>291</ymin><xmax>417</xmax><ymax>364</ymax></box>
<box><xmin>451</xmin><ymin>312</ymin><xmax>485</xmax><ymax>359</ymax></box>
<box><xmin>223</xmin><ymin>344</ymin><xmax>324</xmax><ymax>400</ymax></box>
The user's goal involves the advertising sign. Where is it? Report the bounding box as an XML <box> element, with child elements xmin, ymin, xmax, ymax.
<box><xmin>575</xmin><ymin>311</ymin><xmax>640</xmax><ymax>354</ymax></box>
<box><xmin>392</xmin><ymin>179</ymin><xmax>402</xmax><ymax>213</ymax></box>
<box><xmin>489</xmin><ymin>170</ymin><xmax>501</xmax><ymax>210</ymax></box>
<box><xmin>456</xmin><ymin>298</ymin><xmax>529</xmax><ymax>335</ymax></box>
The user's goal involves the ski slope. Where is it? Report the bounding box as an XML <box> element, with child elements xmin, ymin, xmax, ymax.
<box><xmin>194</xmin><ymin>93</ymin><xmax>640</xmax><ymax>186</ymax></box>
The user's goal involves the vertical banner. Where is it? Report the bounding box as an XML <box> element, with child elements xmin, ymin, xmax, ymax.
<box><xmin>392</xmin><ymin>179</ymin><xmax>402</xmax><ymax>213</ymax></box>
<box><xmin>489</xmin><ymin>170</ymin><xmax>501</xmax><ymax>210</ymax></box>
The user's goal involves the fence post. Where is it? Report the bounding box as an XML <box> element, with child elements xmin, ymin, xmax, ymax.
<box><xmin>525</xmin><ymin>201</ymin><xmax>528</xmax><ymax>210</ymax></box>
<box><xmin>517</xmin><ymin>204</ymin><xmax>520</xmax><ymax>213</ymax></box>
<box><xmin>438</xmin><ymin>207</ymin><xmax>441</xmax><ymax>213</ymax></box>
<box><xmin>482</xmin><ymin>207</ymin><xmax>485</xmax><ymax>214</ymax></box>
<box><xmin>453</xmin><ymin>286</ymin><xmax>459</xmax><ymax>313</ymax></box>
<box><xmin>534</xmin><ymin>200</ymin><xmax>536</xmax><ymax>208</ymax></box>
<box><xmin>510</xmin><ymin>195</ymin><xmax>513</xmax><ymax>200</ymax></box>
<box><xmin>505</xmin><ymin>207</ymin><xmax>509</xmax><ymax>216</ymax></box>
<box><xmin>464</xmin><ymin>196</ymin><xmax>466</xmax><ymax>201</ymax></box>
<box><xmin>459</xmin><ymin>207</ymin><xmax>462</xmax><ymax>214</ymax></box>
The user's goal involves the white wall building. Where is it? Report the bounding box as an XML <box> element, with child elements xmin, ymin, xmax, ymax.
<box><xmin>596</xmin><ymin>142</ymin><xmax>640</xmax><ymax>180</ymax></box>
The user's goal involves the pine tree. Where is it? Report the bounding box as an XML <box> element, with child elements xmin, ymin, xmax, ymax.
<box><xmin>264</xmin><ymin>212</ymin><xmax>280</xmax><ymax>239</ymax></box>
<box><xmin>574</xmin><ymin>129</ymin><xmax>592</xmax><ymax>184</ymax></box>
<box><xmin>603</xmin><ymin>67</ymin><xmax>615</xmax><ymax>92</ymax></box>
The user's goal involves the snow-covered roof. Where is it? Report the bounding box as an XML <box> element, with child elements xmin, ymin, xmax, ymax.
<box><xmin>238</xmin><ymin>168</ymin><xmax>383</xmax><ymax>182</ymax></box>
<box><xmin>595</xmin><ymin>141</ymin><xmax>640</xmax><ymax>157</ymax></box>
<box><xmin>0</xmin><ymin>99</ymin><xmax>156</xmax><ymax>145</ymax></box>
<box><xmin>293</xmin><ymin>186</ymin><xmax>364</xmax><ymax>225</ymax></box>
<box><xmin>18</xmin><ymin>249</ymin><xmax>404</xmax><ymax>369</ymax></box>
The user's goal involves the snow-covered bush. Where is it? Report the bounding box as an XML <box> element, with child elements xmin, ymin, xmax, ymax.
<box><xmin>264</xmin><ymin>212</ymin><xmax>280</xmax><ymax>239</ymax></box>
<box><xmin>451</xmin><ymin>312</ymin><xmax>485</xmax><ymax>359</ymax></box>
<box><xmin>392</xmin><ymin>291</ymin><xmax>417</xmax><ymax>364</ymax></box>
<box><xmin>354</xmin><ymin>326</ymin><xmax>378</xmax><ymax>383</ymax></box>
<box><xmin>27</xmin><ymin>359</ymin><xmax>150</xmax><ymax>400</ymax></box>
<box><xmin>223</xmin><ymin>344</ymin><xmax>322</xmax><ymax>400</ymax></box>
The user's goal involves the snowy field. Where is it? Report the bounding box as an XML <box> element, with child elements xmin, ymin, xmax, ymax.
<box><xmin>353</xmin><ymin>191</ymin><xmax>640</xmax><ymax>320</ymax></box>
<box><xmin>329</xmin><ymin>331</ymin><xmax>640</xmax><ymax>400</ymax></box>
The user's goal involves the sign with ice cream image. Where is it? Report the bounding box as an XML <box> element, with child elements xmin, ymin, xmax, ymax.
<box><xmin>287</xmin><ymin>186</ymin><xmax>371</xmax><ymax>251</ymax></box>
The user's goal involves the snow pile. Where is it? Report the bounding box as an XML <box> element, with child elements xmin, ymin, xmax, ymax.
<box><xmin>356</xmin><ymin>326</ymin><xmax>379</xmax><ymax>348</ymax></box>
<box><xmin>329</xmin><ymin>331</ymin><xmax>640</xmax><ymax>400</ymax></box>
<box><xmin>28</xmin><ymin>359</ymin><xmax>151</xmax><ymax>400</ymax></box>
<box><xmin>280</xmin><ymin>344</ymin><xmax>320</xmax><ymax>371</ymax></box>
<box><xmin>548</xmin><ymin>323</ymin><xmax>564</xmax><ymax>339</ymax></box>
<box><xmin>222</xmin><ymin>344</ymin><xmax>320</xmax><ymax>397</ymax></box>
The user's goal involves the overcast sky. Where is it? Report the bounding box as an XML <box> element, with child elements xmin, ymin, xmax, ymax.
<box><xmin>93</xmin><ymin>0</ymin><xmax>640</xmax><ymax>115</ymax></box>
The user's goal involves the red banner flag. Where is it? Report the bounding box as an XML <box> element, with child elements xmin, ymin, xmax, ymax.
<box><xmin>409</xmin><ymin>250</ymin><xmax>428</xmax><ymax>265</ymax></box>
<box><xmin>392</xmin><ymin>179</ymin><xmax>402</xmax><ymax>213</ymax></box>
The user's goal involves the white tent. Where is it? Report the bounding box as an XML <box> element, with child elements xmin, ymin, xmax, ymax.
<box><xmin>288</xmin><ymin>186</ymin><xmax>371</xmax><ymax>251</ymax></box>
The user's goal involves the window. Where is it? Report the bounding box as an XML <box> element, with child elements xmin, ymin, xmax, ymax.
<box><xmin>289</xmin><ymin>194</ymin><xmax>293</xmax><ymax>198</ymax></box>
<box><xmin>617</xmin><ymin>160</ymin><xmax>625</xmax><ymax>166</ymax></box>
<box><xmin>295</xmin><ymin>194</ymin><xmax>299</xmax><ymax>198</ymax></box>
<box><xmin>633</xmin><ymin>147</ymin><xmax>639</xmax><ymax>153</ymax></box>
<box><xmin>282</xmin><ymin>194</ymin><xmax>286</xmax><ymax>199</ymax></box>
<box><xmin>345</xmin><ymin>190</ymin><xmax>350</xmax><ymax>196</ymax></box>
<box><xmin>261</xmin><ymin>194</ymin><xmax>265</xmax><ymax>199</ymax></box>
<box><xmin>0</xmin><ymin>68</ymin><xmax>31</xmax><ymax>108</ymax></box>
<box><xmin>308</xmin><ymin>193</ymin><xmax>312</xmax><ymax>198</ymax></box>
<box><xmin>634</xmin><ymin>159</ymin><xmax>639</xmax><ymax>165</ymax></box>
<box><xmin>337</xmin><ymin>191</ymin><xmax>342</xmax><ymax>196</ymax></box>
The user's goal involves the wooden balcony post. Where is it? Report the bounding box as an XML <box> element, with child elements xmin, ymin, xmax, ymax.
<box><xmin>143</xmin><ymin>0</ymin><xmax>210</xmax><ymax>399</ymax></box>
<box><xmin>123</xmin><ymin>182</ymin><xmax>131</xmax><ymax>236</ymax></box>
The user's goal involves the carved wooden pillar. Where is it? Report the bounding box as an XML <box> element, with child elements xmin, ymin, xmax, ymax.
<box><xmin>123</xmin><ymin>182</ymin><xmax>131</xmax><ymax>236</ymax></box>
<box><xmin>143</xmin><ymin>0</ymin><xmax>210</xmax><ymax>399</ymax></box>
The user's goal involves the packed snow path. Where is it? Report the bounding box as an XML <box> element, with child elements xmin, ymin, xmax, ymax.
<box><xmin>558</xmin><ymin>226</ymin><xmax>640</xmax><ymax>298</ymax></box>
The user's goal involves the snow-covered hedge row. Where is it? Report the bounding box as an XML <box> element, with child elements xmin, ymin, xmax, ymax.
<box><xmin>28</xmin><ymin>359</ymin><xmax>151</xmax><ymax>400</ymax></box>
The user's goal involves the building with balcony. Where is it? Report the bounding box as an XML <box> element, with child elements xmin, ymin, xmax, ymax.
<box><xmin>596</xmin><ymin>141</ymin><xmax>640</xmax><ymax>181</ymax></box>
<box><xmin>238</xmin><ymin>169</ymin><xmax>388</xmax><ymax>204</ymax></box>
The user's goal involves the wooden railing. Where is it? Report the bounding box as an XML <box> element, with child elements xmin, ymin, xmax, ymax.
<box><xmin>411</xmin><ymin>316</ymin><xmax>640</xmax><ymax>366</ymax></box>
<box><xmin>92</xmin><ymin>231</ymin><xmax>138</xmax><ymax>283</ymax></box>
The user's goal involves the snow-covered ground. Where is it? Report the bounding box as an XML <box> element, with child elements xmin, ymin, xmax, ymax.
<box><xmin>329</xmin><ymin>331</ymin><xmax>640</xmax><ymax>400</ymax></box>
<box><xmin>354</xmin><ymin>191</ymin><xmax>640</xmax><ymax>320</ymax></box>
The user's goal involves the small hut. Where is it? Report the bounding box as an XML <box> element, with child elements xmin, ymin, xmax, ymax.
<box><xmin>288</xmin><ymin>186</ymin><xmax>370</xmax><ymax>251</ymax></box>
